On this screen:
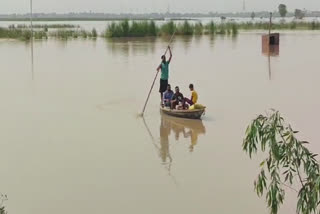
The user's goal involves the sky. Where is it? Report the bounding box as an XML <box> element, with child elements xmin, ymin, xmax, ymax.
<box><xmin>1</xmin><ymin>0</ymin><xmax>320</xmax><ymax>14</ymax></box>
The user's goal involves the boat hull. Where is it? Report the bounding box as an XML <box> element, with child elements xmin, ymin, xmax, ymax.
<box><xmin>160</xmin><ymin>107</ymin><xmax>205</xmax><ymax>120</ymax></box>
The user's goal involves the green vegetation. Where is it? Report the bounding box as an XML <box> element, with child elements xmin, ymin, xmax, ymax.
<box><xmin>104</xmin><ymin>20</ymin><xmax>320</xmax><ymax>38</ymax></box>
<box><xmin>206</xmin><ymin>21</ymin><xmax>216</xmax><ymax>34</ymax></box>
<box><xmin>92</xmin><ymin>28</ymin><xmax>98</xmax><ymax>38</ymax></box>
<box><xmin>311</xmin><ymin>21</ymin><xmax>320</xmax><ymax>30</ymax></box>
<box><xmin>159</xmin><ymin>21</ymin><xmax>175</xmax><ymax>35</ymax></box>
<box><xmin>104</xmin><ymin>20</ymin><xmax>239</xmax><ymax>38</ymax></box>
<box><xmin>105</xmin><ymin>20</ymin><xmax>158</xmax><ymax>37</ymax></box>
<box><xmin>0</xmin><ymin>26</ymin><xmax>97</xmax><ymax>40</ymax></box>
<box><xmin>49</xmin><ymin>29</ymin><xmax>96</xmax><ymax>39</ymax></box>
<box><xmin>0</xmin><ymin>194</ymin><xmax>7</xmax><ymax>214</ymax></box>
<box><xmin>177</xmin><ymin>20</ymin><xmax>193</xmax><ymax>35</ymax></box>
<box><xmin>194</xmin><ymin>22</ymin><xmax>203</xmax><ymax>35</ymax></box>
<box><xmin>0</xmin><ymin>27</ymin><xmax>47</xmax><ymax>40</ymax></box>
<box><xmin>0</xmin><ymin>20</ymin><xmax>319</xmax><ymax>40</ymax></box>
<box><xmin>243</xmin><ymin>110</ymin><xmax>320</xmax><ymax>214</ymax></box>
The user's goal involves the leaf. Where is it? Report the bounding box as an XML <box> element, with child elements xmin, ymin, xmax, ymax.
<box><xmin>284</xmin><ymin>173</ymin><xmax>290</xmax><ymax>182</ymax></box>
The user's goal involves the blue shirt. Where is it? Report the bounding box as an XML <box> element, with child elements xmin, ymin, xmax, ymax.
<box><xmin>163</xmin><ymin>90</ymin><xmax>174</xmax><ymax>101</ymax></box>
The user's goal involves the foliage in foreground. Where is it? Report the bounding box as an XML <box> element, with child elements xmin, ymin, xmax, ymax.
<box><xmin>243</xmin><ymin>110</ymin><xmax>320</xmax><ymax>214</ymax></box>
<box><xmin>0</xmin><ymin>194</ymin><xmax>7</xmax><ymax>214</ymax></box>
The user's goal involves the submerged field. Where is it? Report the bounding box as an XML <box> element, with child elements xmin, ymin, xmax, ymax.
<box><xmin>0</xmin><ymin>31</ymin><xmax>320</xmax><ymax>214</ymax></box>
<box><xmin>0</xmin><ymin>19</ymin><xmax>319</xmax><ymax>40</ymax></box>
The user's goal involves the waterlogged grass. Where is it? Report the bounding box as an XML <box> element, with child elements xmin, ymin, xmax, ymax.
<box><xmin>105</xmin><ymin>20</ymin><xmax>241</xmax><ymax>37</ymax></box>
<box><xmin>0</xmin><ymin>27</ymin><xmax>47</xmax><ymax>40</ymax></box>
<box><xmin>0</xmin><ymin>27</ymin><xmax>97</xmax><ymax>40</ymax></box>
<box><xmin>1</xmin><ymin>20</ymin><xmax>319</xmax><ymax>40</ymax></box>
<box><xmin>49</xmin><ymin>29</ymin><xmax>97</xmax><ymax>39</ymax></box>
<box><xmin>105</xmin><ymin>20</ymin><xmax>157</xmax><ymax>37</ymax></box>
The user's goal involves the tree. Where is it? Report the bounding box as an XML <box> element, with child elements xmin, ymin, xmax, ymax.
<box><xmin>295</xmin><ymin>9</ymin><xmax>305</xmax><ymax>19</ymax></box>
<box><xmin>243</xmin><ymin>110</ymin><xmax>320</xmax><ymax>214</ymax></box>
<box><xmin>251</xmin><ymin>12</ymin><xmax>256</xmax><ymax>20</ymax></box>
<box><xmin>278</xmin><ymin>4</ymin><xmax>287</xmax><ymax>18</ymax></box>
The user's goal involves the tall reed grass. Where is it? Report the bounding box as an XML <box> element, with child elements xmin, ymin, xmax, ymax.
<box><xmin>104</xmin><ymin>20</ymin><xmax>240</xmax><ymax>37</ymax></box>
<box><xmin>0</xmin><ymin>27</ymin><xmax>47</xmax><ymax>40</ymax></box>
<box><xmin>105</xmin><ymin>20</ymin><xmax>158</xmax><ymax>37</ymax></box>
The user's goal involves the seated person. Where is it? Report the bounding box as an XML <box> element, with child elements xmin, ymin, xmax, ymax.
<box><xmin>184</xmin><ymin>83</ymin><xmax>198</xmax><ymax>106</ymax></box>
<box><xmin>163</xmin><ymin>84</ymin><xmax>174</xmax><ymax>107</ymax></box>
<box><xmin>171</xmin><ymin>86</ymin><xmax>184</xmax><ymax>109</ymax></box>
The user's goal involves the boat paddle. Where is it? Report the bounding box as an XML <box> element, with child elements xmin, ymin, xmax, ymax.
<box><xmin>139</xmin><ymin>30</ymin><xmax>176</xmax><ymax>117</ymax></box>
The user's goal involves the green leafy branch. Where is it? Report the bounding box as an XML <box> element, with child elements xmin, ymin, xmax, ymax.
<box><xmin>243</xmin><ymin>110</ymin><xmax>320</xmax><ymax>214</ymax></box>
<box><xmin>0</xmin><ymin>194</ymin><xmax>7</xmax><ymax>214</ymax></box>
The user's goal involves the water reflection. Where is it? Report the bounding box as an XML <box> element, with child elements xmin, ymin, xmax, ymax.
<box><xmin>174</xmin><ymin>36</ymin><xmax>193</xmax><ymax>51</ymax></box>
<box><xmin>194</xmin><ymin>35</ymin><xmax>201</xmax><ymax>45</ymax></box>
<box><xmin>209</xmin><ymin>35</ymin><xmax>215</xmax><ymax>48</ymax></box>
<box><xmin>262</xmin><ymin>45</ymin><xmax>279</xmax><ymax>80</ymax></box>
<box><xmin>160</xmin><ymin>114</ymin><xmax>206</xmax><ymax>153</ymax></box>
<box><xmin>231</xmin><ymin>35</ymin><xmax>238</xmax><ymax>49</ymax></box>
<box><xmin>29</xmin><ymin>41</ymin><xmax>34</xmax><ymax>80</ymax></box>
<box><xmin>24</xmin><ymin>40</ymin><xmax>35</xmax><ymax>80</ymax></box>
<box><xmin>142</xmin><ymin>114</ymin><xmax>206</xmax><ymax>184</ymax></box>
<box><xmin>105</xmin><ymin>37</ymin><xmax>156</xmax><ymax>57</ymax></box>
<box><xmin>262</xmin><ymin>45</ymin><xmax>279</xmax><ymax>57</ymax></box>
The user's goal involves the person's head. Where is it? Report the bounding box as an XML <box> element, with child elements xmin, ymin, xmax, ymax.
<box><xmin>189</xmin><ymin>83</ymin><xmax>194</xmax><ymax>91</ymax></box>
<box><xmin>161</xmin><ymin>55</ymin><xmax>166</xmax><ymax>63</ymax></box>
<box><xmin>167</xmin><ymin>84</ymin><xmax>171</xmax><ymax>91</ymax></box>
<box><xmin>175</xmin><ymin>86</ymin><xmax>180</xmax><ymax>93</ymax></box>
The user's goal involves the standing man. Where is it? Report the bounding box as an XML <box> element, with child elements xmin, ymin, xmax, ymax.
<box><xmin>157</xmin><ymin>46</ymin><xmax>173</xmax><ymax>105</ymax></box>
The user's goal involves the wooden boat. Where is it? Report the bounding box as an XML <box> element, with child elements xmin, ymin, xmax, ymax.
<box><xmin>160</xmin><ymin>106</ymin><xmax>205</xmax><ymax>120</ymax></box>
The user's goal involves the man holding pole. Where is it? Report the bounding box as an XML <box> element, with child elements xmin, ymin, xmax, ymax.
<box><xmin>157</xmin><ymin>46</ymin><xmax>173</xmax><ymax>105</ymax></box>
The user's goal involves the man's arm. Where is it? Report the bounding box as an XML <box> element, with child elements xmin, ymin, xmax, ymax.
<box><xmin>168</xmin><ymin>46</ymin><xmax>172</xmax><ymax>63</ymax></box>
<box><xmin>157</xmin><ymin>64</ymin><xmax>161</xmax><ymax>72</ymax></box>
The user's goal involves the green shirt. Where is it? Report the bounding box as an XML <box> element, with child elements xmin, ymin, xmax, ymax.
<box><xmin>160</xmin><ymin>61</ymin><xmax>169</xmax><ymax>80</ymax></box>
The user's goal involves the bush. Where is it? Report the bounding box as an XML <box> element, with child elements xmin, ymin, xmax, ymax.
<box><xmin>92</xmin><ymin>28</ymin><xmax>97</xmax><ymax>37</ymax></box>
<box><xmin>178</xmin><ymin>21</ymin><xmax>193</xmax><ymax>35</ymax></box>
<box><xmin>105</xmin><ymin>20</ymin><xmax>159</xmax><ymax>37</ymax></box>
<box><xmin>194</xmin><ymin>22</ymin><xmax>203</xmax><ymax>35</ymax></box>
<box><xmin>160</xmin><ymin>21</ymin><xmax>176</xmax><ymax>36</ymax></box>
<box><xmin>206</xmin><ymin>21</ymin><xmax>216</xmax><ymax>34</ymax></box>
<box><xmin>231</xmin><ymin>23</ymin><xmax>238</xmax><ymax>35</ymax></box>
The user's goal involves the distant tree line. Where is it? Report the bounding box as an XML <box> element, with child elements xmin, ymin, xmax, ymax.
<box><xmin>0</xmin><ymin>10</ymin><xmax>319</xmax><ymax>21</ymax></box>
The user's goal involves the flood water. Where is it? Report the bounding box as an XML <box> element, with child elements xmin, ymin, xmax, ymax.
<box><xmin>0</xmin><ymin>31</ymin><xmax>320</xmax><ymax>214</ymax></box>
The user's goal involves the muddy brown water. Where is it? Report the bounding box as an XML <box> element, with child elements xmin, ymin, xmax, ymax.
<box><xmin>0</xmin><ymin>31</ymin><xmax>320</xmax><ymax>214</ymax></box>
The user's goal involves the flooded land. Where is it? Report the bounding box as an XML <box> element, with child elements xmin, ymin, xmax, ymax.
<box><xmin>0</xmin><ymin>22</ymin><xmax>320</xmax><ymax>214</ymax></box>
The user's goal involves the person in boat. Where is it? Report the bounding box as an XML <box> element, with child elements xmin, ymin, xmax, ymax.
<box><xmin>163</xmin><ymin>84</ymin><xmax>174</xmax><ymax>107</ymax></box>
<box><xmin>157</xmin><ymin>46</ymin><xmax>173</xmax><ymax>105</ymax></box>
<box><xmin>184</xmin><ymin>84</ymin><xmax>198</xmax><ymax>106</ymax></box>
<box><xmin>171</xmin><ymin>86</ymin><xmax>184</xmax><ymax>110</ymax></box>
